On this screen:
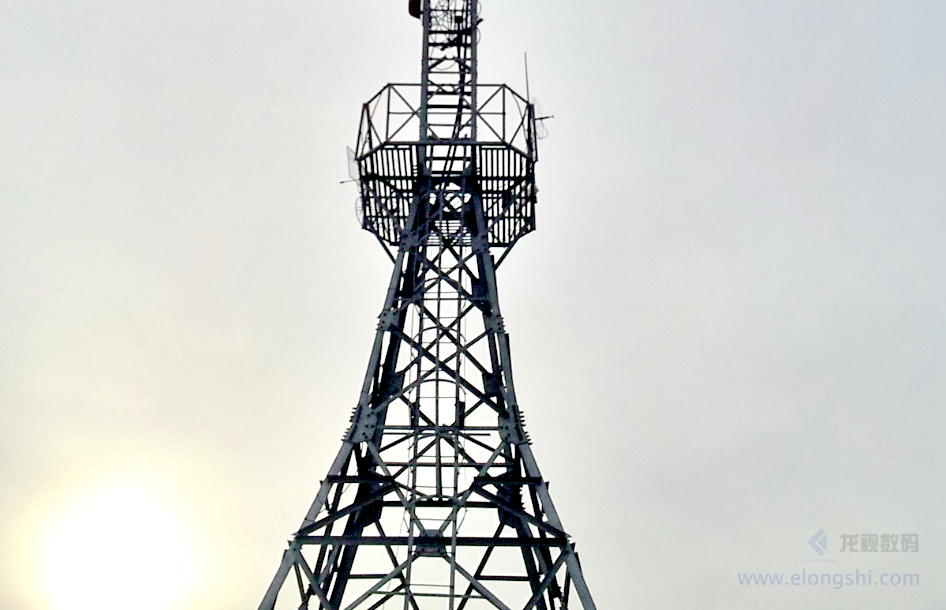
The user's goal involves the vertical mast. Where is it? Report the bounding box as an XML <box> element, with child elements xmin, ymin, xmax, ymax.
<box><xmin>421</xmin><ymin>0</ymin><xmax>477</xmax><ymax>144</ymax></box>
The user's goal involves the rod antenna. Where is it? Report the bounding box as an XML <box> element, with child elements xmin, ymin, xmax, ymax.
<box><xmin>524</xmin><ymin>52</ymin><xmax>531</xmax><ymax>102</ymax></box>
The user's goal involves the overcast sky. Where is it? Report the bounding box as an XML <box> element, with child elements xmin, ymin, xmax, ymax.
<box><xmin>2</xmin><ymin>1</ymin><xmax>945</xmax><ymax>608</ymax></box>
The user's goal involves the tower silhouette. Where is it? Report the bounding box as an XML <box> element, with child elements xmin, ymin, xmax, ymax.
<box><xmin>259</xmin><ymin>2</ymin><xmax>597</xmax><ymax>608</ymax></box>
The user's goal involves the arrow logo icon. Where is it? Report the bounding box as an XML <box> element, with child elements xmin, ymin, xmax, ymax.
<box><xmin>808</xmin><ymin>528</ymin><xmax>828</xmax><ymax>556</ymax></box>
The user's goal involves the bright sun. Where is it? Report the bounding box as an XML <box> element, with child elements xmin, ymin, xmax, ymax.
<box><xmin>44</xmin><ymin>483</ymin><xmax>196</xmax><ymax>610</ymax></box>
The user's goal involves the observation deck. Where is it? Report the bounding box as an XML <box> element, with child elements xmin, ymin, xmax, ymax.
<box><xmin>353</xmin><ymin>83</ymin><xmax>538</xmax><ymax>247</ymax></box>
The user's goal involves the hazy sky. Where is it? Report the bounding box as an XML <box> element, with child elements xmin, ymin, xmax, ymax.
<box><xmin>2</xmin><ymin>1</ymin><xmax>944</xmax><ymax>608</ymax></box>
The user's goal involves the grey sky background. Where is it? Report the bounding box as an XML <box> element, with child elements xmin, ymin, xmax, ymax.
<box><xmin>2</xmin><ymin>1</ymin><xmax>944</xmax><ymax>608</ymax></box>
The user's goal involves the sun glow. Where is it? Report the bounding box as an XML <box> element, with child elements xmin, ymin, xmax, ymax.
<box><xmin>44</xmin><ymin>483</ymin><xmax>196</xmax><ymax>610</ymax></box>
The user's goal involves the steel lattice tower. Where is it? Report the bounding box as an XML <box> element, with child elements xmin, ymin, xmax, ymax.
<box><xmin>259</xmin><ymin>2</ymin><xmax>597</xmax><ymax>608</ymax></box>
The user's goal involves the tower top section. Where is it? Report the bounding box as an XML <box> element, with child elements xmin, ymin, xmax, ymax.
<box><xmin>353</xmin><ymin>0</ymin><xmax>538</xmax><ymax>254</ymax></box>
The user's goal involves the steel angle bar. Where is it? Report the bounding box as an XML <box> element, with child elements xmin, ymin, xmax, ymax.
<box><xmin>292</xmin><ymin>562</ymin><xmax>305</xmax><ymax>597</ymax></box>
<box><xmin>385</xmin><ymin>434</ymin><xmax>441</xmax><ymax>478</ymax></box>
<box><xmin>379</xmin><ymin>499</ymin><xmax>498</xmax><ymax>509</ymax></box>
<box><xmin>414</xmin><ymin>301</ymin><xmax>481</xmax><ymax>342</ymax></box>
<box><xmin>425</xmin><ymin>237</ymin><xmax>480</xmax><ymax>277</ymax></box>
<box><xmin>378</xmin><ymin>429</ymin><xmax>419</xmax><ymax>453</ymax></box>
<box><xmin>356</xmin><ymin>107</ymin><xmax>374</xmax><ymax>154</ymax></box>
<box><xmin>450</xmin><ymin>559</ymin><xmax>514</xmax><ymax>610</ymax></box>
<box><xmin>452</xmin><ymin>329</ymin><xmax>494</xmax><ymax>376</ymax></box>
<box><xmin>314</xmin><ymin>474</ymin><xmax>351</xmax><ymax>573</ymax></box>
<box><xmin>297</xmin><ymin>481</ymin><xmax>397</xmax><ymax>536</ymax></box>
<box><xmin>456</xmin><ymin>428</ymin><xmax>503</xmax><ymax>453</ymax></box>
<box><xmin>297</xmin><ymin>441</ymin><xmax>357</xmax><ymax>529</ymax></box>
<box><xmin>455</xmin><ymin>523</ymin><xmax>504</xmax><ymax>610</ymax></box>
<box><xmin>469</xmin><ymin>485</ymin><xmax>568</xmax><ymax>540</ymax></box>
<box><xmin>347</xmin><ymin>243</ymin><xmax>414</xmax><ymax>428</ymax></box>
<box><xmin>374</xmin><ymin>523</ymin><xmax>422</xmax><ymax>610</ymax></box>
<box><xmin>506</xmin><ymin>105</ymin><xmax>530</xmax><ymax>147</ymax></box>
<box><xmin>517</xmin><ymin>445</ymin><xmax>597</xmax><ymax>609</ymax></box>
<box><xmin>475</xmin><ymin>86</ymin><xmax>505</xmax><ymax>114</ymax></box>
<box><xmin>365</xmin><ymin>106</ymin><xmax>384</xmax><ymax>149</ymax></box>
<box><xmin>386</xmin><ymin>327</ymin><xmax>494</xmax><ymax>406</ymax></box>
<box><xmin>297</xmin><ymin>536</ymin><xmax>567</xmax><ymax>548</ymax></box>
<box><xmin>376</xmin><ymin>236</ymin><xmax>397</xmax><ymax>263</ymax></box>
<box><xmin>364</xmin><ymin>442</ymin><xmax>427</xmax><ymax>529</ymax></box>
<box><xmin>484</xmin><ymin>206</ymin><xmax>527</xmax><ymax>236</ymax></box>
<box><xmin>258</xmin><ymin>548</ymin><xmax>299</xmax><ymax>610</ymax></box>
<box><xmin>340</xmin><ymin>553</ymin><xmax>417</xmax><ymax>610</ymax></box>
<box><xmin>493</xmin><ymin>242</ymin><xmax>519</xmax><ymax>268</ymax></box>
<box><xmin>325</xmin><ymin>473</ymin><xmax>395</xmax><ymax>484</ymax></box>
<box><xmin>365</xmin><ymin>361</ymin><xmax>456</xmax><ymax>416</ymax></box>
<box><xmin>359</xmin><ymin>183</ymin><xmax>411</xmax><ymax>225</ymax></box>
<box><xmin>360</xmin><ymin>167</ymin><xmax>414</xmax><ymax>197</ymax></box>
<box><xmin>410</xmin><ymin>326</ymin><xmax>472</xmax><ymax>370</ymax></box>
<box><xmin>413</xmin><ymin>306</ymin><xmax>466</xmax><ymax>349</ymax></box>
<box><xmin>364</xmin><ymin>364</ymin><xmax>455</xmax><ymax>420</ymax></box>
<box><xmin>436</xmin><ymin>432</ymin><xmax>484</xmax><ymax>467</ymax></box>
<box><xmin>562</xmin><ymin>565</ymin><xmax>572</xmax><ymax>606</ymax></box>
<box><xmin>383</xmin><ymin>87</ymin><xmax>421</xmax><ymax>141</ymax></box>
<box><xmin>478</xmin><ymin>111</ymin><xmax>508</xmax><ymax>144</ymax></box>
<box><xmin>475</xmin><ymin>474</ymin><xmax>544</xmax><ymax>486</ymax></box>
<box><xmin>521</xmin><ymin>549</ymin><xmax>569</xmax><ymax>610</ymax></box>
<box><xmin>360</xmin><ymin>582</ymin><xmax>408</xmax><ymax>610</ymax></box>
<box><xmin>294</xmin><ymin>551</ymin><xmax>336</xmax><ymax>610</ymax></box>
<box><xmin>476</xmin><ymin>90</ymin><xmax>516</xmax><ymax>143</ymax></box>
<box><xmin>376</xmin><ymin>461</ymin><xmax>493</xmax><ymax>470</ymax></box>
<box><xmin>416</xmin><ymin>263</ymin><xmax>473</xmax><ymax>300</ymax></box>
<box><xmin>444</xmin><ymin>443</ymin><xmax>506</xmax><ymax>507</ymax></box>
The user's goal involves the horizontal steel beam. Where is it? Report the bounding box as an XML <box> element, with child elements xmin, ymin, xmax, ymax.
<box><xmin>297</xmin><ymin>536</ymin><xmax>568</xmax><ymax>547</ymax></box>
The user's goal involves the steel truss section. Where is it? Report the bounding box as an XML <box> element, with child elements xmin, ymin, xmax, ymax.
<box><xmin>259</xmin><ymin>1</ymin><xmax>597</xmax><ymax>608</ymax></box>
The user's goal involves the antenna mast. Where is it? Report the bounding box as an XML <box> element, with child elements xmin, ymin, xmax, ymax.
<box><xmin>258</xmin><ymin>2</ymin><xmax>598</xmax><ymax>607</ymax></box>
